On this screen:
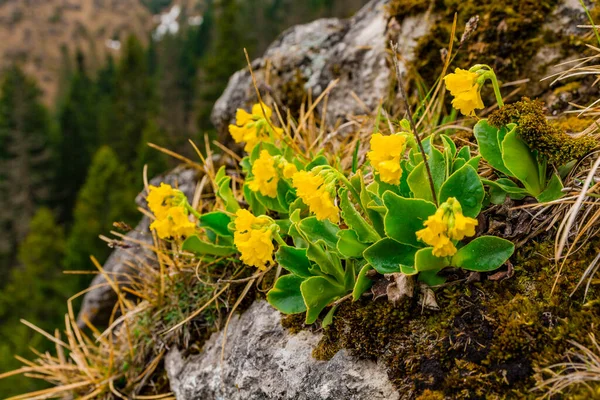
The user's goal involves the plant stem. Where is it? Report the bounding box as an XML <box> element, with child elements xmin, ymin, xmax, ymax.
<box><xmin>488</xmin><ymin>71</ymin><xmax>504</xmax><ymax>108</ymax></box>
<box><xmin>389</xmin><ymin>41</ymin><xmax>438</xmax><ymax>205</ymax></box>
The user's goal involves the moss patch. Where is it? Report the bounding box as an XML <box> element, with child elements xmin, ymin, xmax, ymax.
<box><xmin>488</xmin><ymin>97</ymin><xmax>597</xmax><ymax>165</ymax></box>
<box><xmin>311</xmin><ymin>237</ymin><xmax>600</xmax><ymax>399</ymax></box>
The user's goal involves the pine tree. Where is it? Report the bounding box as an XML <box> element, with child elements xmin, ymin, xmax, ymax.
<box><xmin>109</xmin><ymin>36</ymin><xmax>157</xmax><ymax>164</ymax></box>
<box><xmin>0</xmin><ymin>66</ymin><xmax>53</xmax><ymax>284</ymax></box>
<box><xmin>54</xmin><ymin>51</ymin><xmax>99</xmax><ymax>221</ymax></box>
<box><xmin>0</xmin><ymin>207</ymin><xmax>67</xmax><ymax>396</ymax></box>
<box><xmin>63</xmin><ymin>146</ymin><xmax>138</xmax><ymax>281</ymax></box>
<box><xmin>135</xmin><ymin>119</ymin><xmax>171</xmax><ymax>182</ymax></box>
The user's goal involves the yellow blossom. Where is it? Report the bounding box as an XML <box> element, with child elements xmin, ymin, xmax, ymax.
<box><xmin>150</xmin><ymin>206</ymin><xmax>195</xmax><ymax>239</ymax></box>
<box><xmin>444</xmin><ymin>68</ymin><xmax>484</xmax><ymax>117</ymax></box>
<box><xmin>416</xmin><ymin>197</ymin><xmax>477</xmax><ymax>257</ymax></box>
<box><xmin>292</xmin><ymin>170</ymin><xmax>339</xmax><ymax>223</ymax></box>
<box><xmin>233</xmin><ymin>209</ymin><xmax>274</xmax><ymax>270</ymax></box>
<box><xmin>248</xmin><ymin>150</ymin><xmax>279</xmax><ymax>198</ymax></box>
<box><xmin>235</xmin><ymin>229</ymin><xmax>274</xmax><ymax>270</ymax></box>
<box><xmin>367</xmin><ymin>133</ymin><xmax>407</xmax><ymax>185</ymax></box>
<box><xmin>147</xmin><ymin>183</ymin><xmax>178</xmax><ymax>220</ymax></box>
<box><xmin>281</xmin><ymin>162</ymin><xmax>298</xmax><ymax>179</ymax></box>
<box><xmin>229</xmin><ymin>102</ymin><xmax>282</xmax><ymax>152</ymax></box>
<box><xmin>431</xmin><ymin>235</ymin><xmax>457</xmax><ymax>257</ymax></box>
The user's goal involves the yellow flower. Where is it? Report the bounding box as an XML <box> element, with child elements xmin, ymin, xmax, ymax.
<box><xmin>367</xmin><ymin>133</ymin><xmax>407</xmax><ymax>185</ymax></box>
<box><xmin>150</xmin><ymin>206</ymin><xmax>195</xmax><ymax>239</ymax></box>
<box><xmin>235</xmin><ymin>229</ymin><xmax>274</xmax><ymax>270</ymax></box>
<box><xmin>282</xmin><ymin>163</ymin><xmax>298</xmax><ymax>179</ymax></box>
<box><xmin>248</xmin><ymin>150</ymin><xmax>279</xmax><ymax>198</ymax></box>
<box><xmin>444</xmin><ymin>68</ymin><xmax>484</xmax><ymax>117</ymax></box>
<box><xmin>147</xmin><ymin>183</ymin><xmax>178</xmax><ymax>220</ymax></box>
<box><xmin>431</xmin><ymin>234</ymin><xmax>457</xmax><ymax>257</ymax></box>
<box><xmin>229</xmin><ymin>102</ymin><xmax>282</xmax><ymax>152</ymax></box>
<box><xmin>233</xmin><ymin>209</ymin><xmax>274</xmax><ymax>270</ymax></box>
<box><xmin>292</xmin><ymin>170</ymin><xmax>339</xmax><ymax>223</ymax></box>
<box><xmin>416</xmin><ymin>198</ymin><xmax>477</xmax><ymax>257</ymax></box>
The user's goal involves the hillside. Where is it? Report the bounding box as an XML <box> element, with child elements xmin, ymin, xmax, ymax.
<box><xmin>0</xmin><ymin>0</ymin><xmax>154</xmax><ymax>103</ymax></box>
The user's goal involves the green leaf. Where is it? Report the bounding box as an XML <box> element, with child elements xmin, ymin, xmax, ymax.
<box><xmin>407</xmin><ymin>148</ymin><xmax>446</xmax><ymax>202</ymax></box>
<box><xmin>383</xmin><ymin>191</ymin><xmax>437</xmax><ymax>247</ymax></box>
<box><xmin>322</xmin><ymin>304</ymin><xmax>339</xmax><ymax>328</ymax></box>
<box><xmin>536</xmin><ymin>174</ymin><xmax>564</xmax><ymax>203</ymax></box>
<box><xmin>339</xmin><ymin>188</ymin><xmax>380</xmax><ymax>243</ymax></box>
<box><xmin>182</xmin><ymin>235</ymin><xmax>236</xmax><ymax>257</ymax></box>
<box><xmin>267</xmin><ymin>275</ymin><xmax>307</xmax><ymax>314</ymax></box>
<box><xmin>439</xmin><ymin>164</ymin><xmax>484</xmax><ymax>218</ymax></box>
<box><xmin>363</xmin><ymin>238</ymin><xmax>418</xmax><ymax>274</ymax></box>
<box><xmin>360</xmin><ymin>174</ymin><xmax>385</xmax><ymax>236</ymax></box>
<box><xmin>414</xmin><ymin>247</ymin><xmax>450</xmax><ymax>272</ymax></box>
<box><xmin>501</xmin><ymin>128</ymin><xmax>542</xmax><ymax>196</ymax></box>
<box><xmin>305</xmin><ymin>155</ymin><xmax>329</xmax><ymax>170</ymax></box>
<box><xmin>216</xmin><ymin>167</ymin><xmax>240</xmax><ymax>213</ymax></box>
<box><xmin>298</xmin><ymin>217</ymin><xmax>340</xmax><ymax>249</ymax></box>
<box><xmin>306</xmin><ymin>241</ymin><xmax>345</xmax><ymax>282</ymax></box>
<box><xmin>243</xmin><ymin>185</ymin><xmax>267</xmax><ymax>216</ymax></box>
<box><xmin>337</xmin><ymin>229</ymin><xmax>369</xmax><ymax>258</ymax></box>
<box><xmin>200</xmin><ymin>211</ymin><xmax>232</xmax><ymax>237</ymax></box>
<box><xmin>473</xmin><ymin>120</ymin><xmax>513</xmax><ymax>176</ymax></box>
<box><xmin>452</xmin><ymin>236</ymin><xmax>515</xmax><ymax>272</ymax></box>
<box><xmin>456</xmin><ymin>145</ymin><xmax>471</xmax><ymax>161</ymax></box>
<box><xmin>353</xmin><ymin>263</ymin><xmax>373</xmax><ymax>301</ymax></box>
<box><xmin>275</xmin><ymin>245</ymin><xmax>312</xmax><ymax>278</ymax></box>
<box><xmin>418</xmin><ymin>270</ymin><xmax>447</xmax><ymax>286</ymax></box>
<box><xmin>441</xmin><ymin>134</ymin><xmax>457</xmax><ymax>158</ymax></box>
<box><xmin>301</xmin><ymin>276</ymin><xmax>346</xmax><ymax>324</ymax></box>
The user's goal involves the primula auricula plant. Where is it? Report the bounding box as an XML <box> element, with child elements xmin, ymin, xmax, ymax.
<box><xmin>144</xmin><ymin>66</ymin><xmax>584</xmax><ymax>325</ymax></box>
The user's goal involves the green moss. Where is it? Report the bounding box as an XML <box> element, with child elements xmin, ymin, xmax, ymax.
<box><xmin>280</xmin><ymin>70</ymin><xmax>308</xmax><ymax>119</ymax></box>
<box><xmin>387</xmin><ymin>0</ymin><xmax>430</xmax><ymax>20</ymax></box>
<box><xmin>306</xmin><ymin>236</ymin><xmax>600</xmax><ymax>399</ymax></box>
<box><xmin>488</xmin><ymin>97</ymin><xmax>597</xmax><ymax>165</ymax></box>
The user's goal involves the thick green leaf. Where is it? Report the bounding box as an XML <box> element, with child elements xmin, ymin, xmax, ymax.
<box><xmin>441</xmin><ymin>134</ymin><xmax>457</xmax><ymax>158</ymax></box>
<box><xmin>267</xmin><ymin>275</ymin><xmax>307</xmax><ymax>314</ymax></box>
<box><xmin>473</xmin><ymin>120</ymin><xmax>512</xmax><ymax>176</ymax></box>
<box><xmin>182</xmin><ymin>235</ymin><xmax>236</xmax><ymax>256</ymax></box>
<box><xmin>298</xmin><ymin>217</ymin><xmax>340</xmax><ymax>250</ymax></box>
<box><xmin>439</xmin><ymin>164</ymin><xmax>484</xmax><ymax>218</ymax></box>
<box><xmin>243</xmin><ymin>185</ymin><xmax>267</xmax><ymax>216</ymax></box>
<box><xmin>359</xmin><ymin>174</ymin><xmax>386</xmax><ymax>236</ymax></box>
<box><xmin>502</xmin><ymin>128</ymin><xmax>542</xmax><ymax>196</ymax></box>
<box><xmin>418</xmin><ymin>270</ymin><xmax>447</xmax><ymax>286</ymax></box>
<box><xmin>322</xmin><ymin>305</ymin><xmax>339</xmax><ymax>328</ymax></box>
<box><xmin>414</xmin><ymin>247</ymin><xmax>450</xmax><ymax>272</ymax></box>
<box><xmin>407</xmin><ymin>148</ymin><xmax>446</xmax><ymax>202</ymax></box>
<box><xmin>353</xmin><ymin>263</ymin><xmax>373</xmax><ymax>301</ymax></box>
<box><xmin>306</xmin><ymin>241</ymin><xmax>345</xmax><ymax>282</ymax></box>
<box><xmin>383</xmin><ymin>192</ymin><xmax>436</xmax><ymax>247</ymax></box>
<box><xmin>363</xmin><ymin>238</ymin><xmax>418</xmax><ymax>274</ymax></box>
<box><xmin>536</xmin><ymin>174</ymin><xmax>564</xmax><ymax>203</ymax></box>
<box><xmin>337</xmin><ymin>229</ymin><xmax>369</xmax><ymax>258</ymax></box>
<box><xmin>301</xmin><ymin>276</ymin><xmax>346</xmax><ymax>324</ymax></box>
<box><xmin>275</xmin><ymin>245</ymin><xmax>312</xmax><ymax>278</ymax></box>
<box><xmin>305</xmin><ymin>155</ymin><xmax>329</xmax><ymax>170</ymax></box>
<box><xmin>200</xmin><ymin>211</ymin><xmax>232</xmax><ymax>237</ymax></box>
<box><xmin>456</xmin><ymin>145</ymin><xmax>471</xmax><ymax>161</ymax></box>
<box><xmin>216</xmin><ymin>167</ymin><xmax>240</xmax><ymax>213</ymax></box>
<box><xmin>339</xmin><ymin>188</ymin><xmax>380</xmax><ymax>243</ymax></box>
<box><xmin>452</xmin><ymin>236</ymin><xmax>515</xmax><ymax>272</ymax></box>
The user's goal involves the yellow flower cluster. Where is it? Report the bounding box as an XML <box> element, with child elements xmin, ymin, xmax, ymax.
<box><xmin>416</xmin><ymin>197</ymin><xmax>478</xmax><ymax>257</ymax></box>
<box><xmin>147</xmin><ymin>183</ymin><xmax>196</xmax><ymax>239</ymax></box>
<box><xmin>367</xmin><ymin>133</ymin><xmax>407</xmax><ymax>185</ymax></box>
<box><xmin>292</xmin><ymin>170</ymin><xmax>339</xmax><ymax>223</ymax></box>
<box><xmin>229</xmin><ymin>102</ymin><xmax>283</xmax><ymax>152</ymax></box>
<box><xmin>233</xmin><ymin>209</ymin><xmax>274</xmax><ymax>270</ymax></box>
<box><xmin>444</xmin><ymin>68</ymin><xmax>484</xmax><ymax>117</ymax></box>
<box><xmin>249</xmin><ymin>150</ymin><xmax>279</xmax><ymax>198</ymax></box>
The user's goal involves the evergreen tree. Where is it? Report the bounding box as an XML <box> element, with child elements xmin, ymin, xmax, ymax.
<box><xmin>63</xmin><ymin>146</ymin><xmax>138</xmax><ymax>280</ymax></box>
<box><xmin>197</xmin><ymin>0</ymin><xmax>246</xmax><ymax>131</ymax></box>
<box><xmin>135</xmin><ymin>119</ymin><xmax>171</xmax><ymax>182</ymax></box>
<box><xmin>0</xmin><ymin>207</ymin><xmax>67</xmax><ymax>396</ymax></box>
<box><xmin>109</xmin><ymin>36</ymin><xmax>157</xmax><ymax>164</ymax></box>
<box><xmin>0</xmin><ymin>66</ymin><xmax>53</xmax><ymax>284</ymax></box>
<box><xmin>54</xmin><ymin>51</ymin><xmax>99</xmax><ymax>220</ymax></box>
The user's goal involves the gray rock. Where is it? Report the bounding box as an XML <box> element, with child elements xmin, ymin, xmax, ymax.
<box><xmin>211</xmin><ymin>0</ymin><xmax>396</xmax><ymax>135</ymax></box>
<box><xmin>166</xmin><ymin>300</ymin><xmax>399</xmax><ymax>400</ymax></box>
<box><xmin>76</xmin><ymin>167</ymin><xmax>198</xmax><ymax>327</ymax></box>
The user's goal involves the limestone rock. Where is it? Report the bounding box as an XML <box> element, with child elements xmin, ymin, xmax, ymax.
<box><xmin>76</xmin><ymin>167</ymin><xmax>198</xmax><ymax>327</ymax></box>
<box><xmin>166</xmin><ymin>300</ymin><xmax>399</xmax><ymax>400</ymax></box>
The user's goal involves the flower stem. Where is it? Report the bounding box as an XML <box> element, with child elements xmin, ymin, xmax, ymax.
<box><xmin>390</xmin><ymin>41</ymin><xmax>438</xmax><ymax>205</ymax></box>
<box><xmin>487</xmin><ymin>70</ymin><xmax>504</xmax><ymax>108</ymax></box>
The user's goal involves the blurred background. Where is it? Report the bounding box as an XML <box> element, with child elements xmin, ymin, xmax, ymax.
<box><xmin>0</xmin><ymin>0</ymin><xmax>368</xmax><ymax>395</ymax></box>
